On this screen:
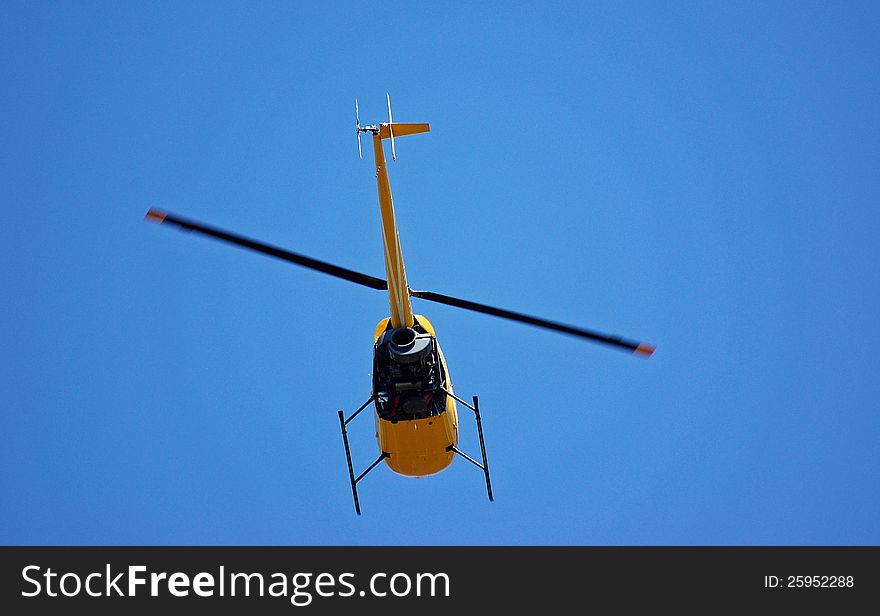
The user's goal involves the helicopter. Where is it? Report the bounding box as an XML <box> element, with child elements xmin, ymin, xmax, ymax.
<box><xmin>145</xmin><ymin>95</ymin><xmax>655</xmax><ymax>514</ymax></box>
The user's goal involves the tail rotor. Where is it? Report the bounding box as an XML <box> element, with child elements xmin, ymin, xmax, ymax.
<box><xmin>355</xmin><ymin>94</ymin><xmax>424</xmax><ymax>161</ymax></box>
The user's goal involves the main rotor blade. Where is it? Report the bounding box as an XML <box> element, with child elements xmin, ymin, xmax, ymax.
<box><xmin>409</xmin><ymin>289</ymin><xmax>655</xmax><ymax>357</ymax></box>
<box><xmin>145</xmin><ymin>209</ymin><xmax>388</xmax><ymax>291</ymax></box>
<box><xmin>144</xmin><ymin>209</ymin><xmax>653</xmax><ymax>356</ymax></box>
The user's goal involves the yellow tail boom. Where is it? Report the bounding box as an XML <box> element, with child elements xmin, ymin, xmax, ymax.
<box><xmin>370</xmin><ymin>121</ymin><xmax>429</xmax><ymax>328</ymax></box>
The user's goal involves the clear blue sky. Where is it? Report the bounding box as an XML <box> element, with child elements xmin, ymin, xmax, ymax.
<box><xmin>2</xmin><ymin>1</ymin><xmax>878</xmax><ymax>545</ymax></box>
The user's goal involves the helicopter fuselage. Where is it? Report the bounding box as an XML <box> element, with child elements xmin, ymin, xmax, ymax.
<box><xmin>371</xmin><ymin>315</ymin><xmax>459</xmax><ymax>477</ymax></box>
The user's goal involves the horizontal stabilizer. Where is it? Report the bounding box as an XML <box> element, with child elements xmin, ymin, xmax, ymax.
<box><xmin>379</xmin><ymin>123</ymin><xmax>430</xmax><ymax>139</ymax></box>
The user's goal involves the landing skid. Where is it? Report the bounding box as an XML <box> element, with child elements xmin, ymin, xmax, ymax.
<box><xmin>337</xmin><ymin>390</ymin><xmax>494</xmax><ymax>515</ymax></box>
<box><xmin>337</xmin><ymin>394</ymin><xmax>386</xmax><ymax>516</ymax></box>
<box><xmin>440</xmin><ymin>388</ymin><xmax>494</xmax><ymax>503</ymax></box>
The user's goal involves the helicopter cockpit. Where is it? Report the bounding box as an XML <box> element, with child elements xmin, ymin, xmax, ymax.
<box><xmin>372</xmin><ymin>323</ymin><xmax>447</xmax><ymax>422</ymax></box>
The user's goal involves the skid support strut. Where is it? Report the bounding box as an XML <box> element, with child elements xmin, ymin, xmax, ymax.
<box><xmin>338</xmin><ymin>394</ymin><xmax>388</xmax><ymax>515</ymax></box>
<box><xmin>441</xmin><ymin>388</ymin><xmax>493</xmax><ymax>502</ymax></box>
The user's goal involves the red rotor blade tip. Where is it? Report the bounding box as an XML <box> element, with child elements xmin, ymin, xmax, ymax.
<box><xmin>634</xmin><ymin>343</ymin><xmax>655</xmax><ymax>358</ymax></box>
<box><xmin>145</xmin><ymin>208</ymin><xmax>167</xmax><ymax>224</ymax></box>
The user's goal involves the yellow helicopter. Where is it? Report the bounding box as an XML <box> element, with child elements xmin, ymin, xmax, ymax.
<box><xmin>145</xmin><ymin>95</ymin><xmax>654</xmax><ymax>514</ymax></box>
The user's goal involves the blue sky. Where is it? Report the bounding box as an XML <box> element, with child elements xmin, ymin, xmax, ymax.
<box><xmin>2</xmin><ymin>1</ymin><xmax>878</xmax><ymax>545</ymax></box>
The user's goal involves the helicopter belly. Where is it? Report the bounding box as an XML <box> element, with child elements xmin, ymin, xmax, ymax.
<box><xmin>376</xmin><ymin>410</ymin><xmax>457</xmax><ymax>477</ymax></box>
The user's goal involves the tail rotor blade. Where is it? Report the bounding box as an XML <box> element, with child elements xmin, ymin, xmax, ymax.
<box><xmin>386</xmin><ymin>92</ymin><xmax>396</xmax><ymax>161</ymax></box>
<box><xmin>355</xmin><ymin>98</ymin><xmax>363</xmax><ymax>159</ymax></box>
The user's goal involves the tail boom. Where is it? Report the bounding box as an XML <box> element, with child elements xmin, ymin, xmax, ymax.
<box><xmin>373</xmin><ymin>132</ymin><xmax>414</xmax><ymax>328</ymax></box>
